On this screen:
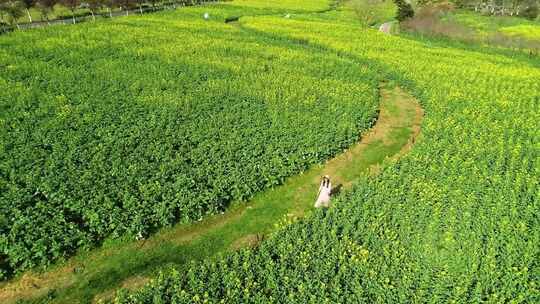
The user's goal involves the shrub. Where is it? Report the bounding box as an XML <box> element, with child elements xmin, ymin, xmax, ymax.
<box><xmin>522</xmin><ymin>3</ymin><xmax>539</xmax><ymax>20</ymax></box>
<box><xmin>394</xmin><ymin>0</ymin><xmax>414</xmax><ymax>21</ymax></box>
<box><xmin>401</xmin><ymin>5</ymin><xmax>474</xmax><ymax>40</ymax></box>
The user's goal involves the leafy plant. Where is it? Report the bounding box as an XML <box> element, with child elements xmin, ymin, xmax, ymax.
<box><xmin>394</xmin><ymin>0</ymin><xmax>414</xmax><ymax>21</ymax></box>
<box><xmin>522</xmin><ymin>1</ymin><xmax>539</xmax><ymax>20</ymax></box>
<box><xmin>0</xmin><ymin>0</ymin><xmax>376</xmax><ymax>279</ymax></box>
<box><xmin>114</xmin><ymin>2</ymin><xmax>539</xmax><ymax>303</ymax></box>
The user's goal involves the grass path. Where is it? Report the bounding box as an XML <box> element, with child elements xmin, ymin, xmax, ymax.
<box><xmin>0</xmin><ymin>85</ymin><xmax>423</xmax><ymax>304</ymax></box>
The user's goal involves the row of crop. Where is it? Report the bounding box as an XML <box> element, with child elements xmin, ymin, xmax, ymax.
<box><xmin>0</xmin><ymin>3</ymin><xmax>378</xmax><ymax>279</ymax></box>
<box><xmin>114</xmin><ymin>4</ymin><xmax>539</xmax><ymax>303</ymax></box>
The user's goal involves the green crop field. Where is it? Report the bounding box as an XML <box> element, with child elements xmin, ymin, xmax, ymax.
<box><xmin>449</xmin><ymin>10</ymin><xmax>540</xmax><ymax>38</ymax></box>
<box><xmin>499</xmin><ymin>24</ymin><xmax>540</xmax><ymax>40</ymax></box>
<box><xmin>117</xmin><ymin>2</ymin><xmax>540</xmax><ymax>303</ymax></box>
<box><xmin>1</xmin><ymin>0</ymin><xmax>539</xmax><ymax>303</ymax></box>
<box><xmin>0</xmin><ymin>0</ymin><xmax>380</xmax><ymax>278</ymax></box>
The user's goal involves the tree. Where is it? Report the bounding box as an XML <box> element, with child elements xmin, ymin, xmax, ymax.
<box><xmin>0</xmin><ymin>0</ymin><xmax>9</xmax><ymax>31</ymax></box>
<box><xmin>148</xmin><ymin>0</ymin><xmax>158</xmax><ymax>11</ymax></box>
<box><xmin>394</xmin><ymin>0</ymin><xmax>415</xmax><ymax>21</ymax></box>
<box><xmin>453</xmin><ymin>0</ymin><xmax>475</xmax><ymax>8</ymax></box>
<box><xmin>135</xmin><ymin>0</ymin><xmax>143</xmax><ymax>14</ymax></box>
<box><xmin>115</xmin><ymin>0</ymin><xmax>134</xmax><ymax>15</ymax></box>
<box><xmin>60</xmin><ymin>0</ymin><xmax>79</xmax><ymax>24</ymax></box>
<box><xmin>86</xmin><ymin>0</ymin><xmax>101</xmax><ymax>21</ymax></box>
<box><xmin>102</xmin><ymin>0</ymin><xmax>114</xmax><ymax>17</ymax></box>
<box><xmin>508</xmin><ymin>0</ymin><xmax>522</xmax><ymax>15</ymax></box>
<box><xmin>521</xmin><ymin>0</ymin><xmax>538</xmax><ymax>18</ymax></box>
<box><xmin>2</xmin><ymin>0</ymin><xmax>24</xmax><ymax>29</ymax></box>
<box><xmin>0</xmin><ymin>0</ymin><xmax>8</xmax><ymax>23</ymax></box>
<box><xmin>36</xmin><ymin>0</ymin><xmax>55</xmax><ymax>23</ymax></box>
<box><xmin>20</xmin><ymin>0</ymin><xmax>33</xmax><ymax>22</ymax></box>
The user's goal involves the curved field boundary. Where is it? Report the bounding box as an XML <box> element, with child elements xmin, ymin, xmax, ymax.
<box><xmin>0</xmin><ymin>85</ymin><xmax>423</xmax><ymax>304</ymax></box>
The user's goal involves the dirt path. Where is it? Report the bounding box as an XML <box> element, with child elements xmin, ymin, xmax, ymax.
<box><xmin>0</xmin><ymin>85</ymin><xmax>423</xmax><ymax>304</ymax></box>
<box><xmin>320</xmin><ymin>84</ymin><xmax>422</xmax><ymax>190</ymax></box>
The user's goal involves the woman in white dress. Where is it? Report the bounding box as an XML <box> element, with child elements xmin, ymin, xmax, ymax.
<box><xmin>315</xmin><ymin>175</ymin><xmax>332</xmax><ymax>208</ymax></box>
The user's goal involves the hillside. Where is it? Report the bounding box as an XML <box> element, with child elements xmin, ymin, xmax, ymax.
<box><xmin>0</xmin><ymin>0</ymin><xmax>539</xmax><ymax>303</ymax></box>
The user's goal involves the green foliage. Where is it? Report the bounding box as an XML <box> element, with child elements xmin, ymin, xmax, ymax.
<box><xmin>1</xmin><ymin>0</ymin><xmax>24</xmax><ymax>25</ymax></box>
<box><xmin>522</xmin><ymin>2</ymin><xmax>539</xmax><ymax>20</ymax></box>
<box><xmin>1</xmin><ymin>0</ymin><xmax>539</xmax><ymax>302</ymax></box>
<box><xmin>115</xmin><ymin>2</ymin><xmax>539</xmax><ymax>303</ymax></box>
<box><xmin>393</xmin><ymin>0</ymin><xmax>414</xmax><ymax>21</ymax></box>
<box><xmin>0</xmin><ymin>0</ymin><xmax>377</xmax><ymax>278</ymax></box>
<box><xmin>350</xmin><ymin>0</ymin><xmax>396</xmax><ymax>26</ymax></box>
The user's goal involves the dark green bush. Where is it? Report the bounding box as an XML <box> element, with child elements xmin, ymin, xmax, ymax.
<box><xmin>394</xmin><ymin>0</ymin><xmax>414</xmax><ymax>21</ymax></box>
<box><xmin>522</xmin><ymin>3</ymin><xmax>539</xmax><ymax>20</ymax></box>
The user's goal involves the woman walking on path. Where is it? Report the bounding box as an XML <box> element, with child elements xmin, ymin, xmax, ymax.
<box><xmin>315</xmin><ymin>175</ymin><xmax>332</xmax><ymax>208</ymax></box>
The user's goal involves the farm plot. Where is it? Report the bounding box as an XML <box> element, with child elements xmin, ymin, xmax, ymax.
<box><xmin>115</xmin><ymin>2</ymin><xmax>540</xmax><ymax>303</ymax></box>
<box><xmin>0</xmin><ymin>2</ymin><xmax>380</xmax><ymax>278</ymax></box>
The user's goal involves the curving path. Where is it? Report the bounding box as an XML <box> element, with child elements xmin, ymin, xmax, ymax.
<box><xmin>0</xmin><ymin>85</ymin><xmax>423</xmax><ymax>304</ymax></box>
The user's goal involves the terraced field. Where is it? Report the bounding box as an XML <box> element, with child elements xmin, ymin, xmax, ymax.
<box><xmin>0</xmin><ymin>0</ymin><xmax>382</xmax><ymax>278</ymax></box>
<box><xmin>0</xmin><ymin>0</ymin><xmax>538</xmax><ymax>303</ymax></box>
<box><xmin>118</xmin><ymin>2</ymin><xmax>539</xmax><ymax>303</ymax></box>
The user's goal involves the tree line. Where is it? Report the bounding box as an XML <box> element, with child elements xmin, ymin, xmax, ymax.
<box><xmin>0</xmin><ymin>0</ymin><xmax>219</xmax><ymax>29</ymax></box>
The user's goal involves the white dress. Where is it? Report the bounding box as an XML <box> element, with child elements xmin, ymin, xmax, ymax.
<box><xmin>315</xmin><ymin>180</ymin><xmax>332</xmax><ymax>208</ymax></box>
